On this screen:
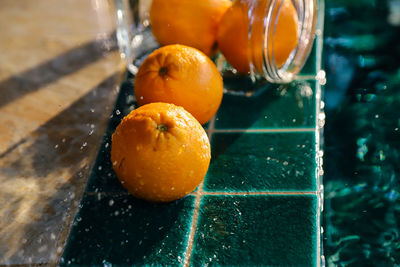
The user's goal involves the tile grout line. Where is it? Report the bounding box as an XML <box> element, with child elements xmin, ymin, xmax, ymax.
<box><xmin>84</xmin><ymin>190</ymin><xmax>319</xmax><ymax>197</ymax></box>
<box><xmin>213</xmin><ymin>128</ymin><xmax>316</xmax><ymax>133</ymax></box>
<box><xmin>295</xmin><ymin>74</ymin><xmax>317</xmax><ymax>80</ymax></box>
<box><xmin>201</xmin><ymin>191</ymin><xmax>318</xmax><ymax>196</ymax></box>
<box><xmin>183</xmin><ymin>117</ymin><xmax>215</xmax><ymax>267</ymax></box>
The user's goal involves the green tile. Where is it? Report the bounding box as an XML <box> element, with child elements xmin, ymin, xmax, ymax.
<box><xmin>298</xmin><ymin>38</ymin><xmax>318</xmax><ymax>76</ymax></box>
<box><xmin>61</xmin><ymin>194</ymin><xmax>195</xmax><ymax>266</ymax></box>
<box><xmin>191</xmin><ymin>195</ymin><xmax>318</xmax><ymax>266</ymax></box>
<box><xmin>86</xmin><ymin>134</ymin><xmax>129</xmax><ymax>193</ymax></box>
<box><xmin>215</xmin><ymin>80</ymin><xmax>316</xmax><ymax>129</ymax></box>
<box><xmin>204</xmin><ymin>132</ymin><xmax>317</xmax><ymax>192</ymax></box>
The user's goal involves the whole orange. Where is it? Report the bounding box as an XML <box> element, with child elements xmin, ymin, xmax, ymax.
<box><xmin>111</xmin><ymin>102</ymin><xmax>211</xmax><ymax>203</ymax></box>
<box><xmin>150</xmin><ymin>0</ymin><xmax>231</xmax><ymax>56</ymax></box>
<box><xmin>217</xmin><ymin>0</ymin><xmax>299</xmax><ymax>73</ymax></box>
<box><xmin>134</xmin><ymin>44</ymin><xmax>223</xmax><ymax>125</ymax></box>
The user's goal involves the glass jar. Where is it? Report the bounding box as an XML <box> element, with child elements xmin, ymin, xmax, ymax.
<box><xmin>114</xmin><ymin>0</ymin><xmax>317</xmax><ymax>84</ymax></box>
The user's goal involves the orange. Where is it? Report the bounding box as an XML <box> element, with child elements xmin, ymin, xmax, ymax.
<box><xmin>134</xmin><ymin>44</ymin><xmax>223</xmax><ymax>125</ymax></box>
<box><xmin>217</xmin><ymin>0</ymin><xmax>299</xmax><ymax>73</ymax></box>
<box><xmin>111</xmin><ymin>102</ymin><xmax>211</xmax><ymax>202</ymax></box>
<box><xmin>150</xmin><ymin>0</ymin><xmax>231</xmax><ymax>56</ymax></box>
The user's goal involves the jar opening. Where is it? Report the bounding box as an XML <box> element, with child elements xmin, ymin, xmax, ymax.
<box><xmin>249</xmin><ymin>0</ymin><xmax>317</xmax><ymax>83</ymax></box>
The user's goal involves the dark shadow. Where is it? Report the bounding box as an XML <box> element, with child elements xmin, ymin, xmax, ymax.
<box><xmin>55</xmin><ymin>80</ymin><xmax>193</xmax><ymax>265</ymax></box>
<box><xmin>211</xmin><ymin>79</ymin><xmax>316</xmax><ymax>161</ymax></box>
<box><xmin>0</xmin><ymin>33</ymin><xmax>117</xmax><ymax>109</ymax></box>
<box><xmin>3</xmin><ymin>73</ymin><xmax>120</xmax><ymax>179</ymax></box>
<box><xmin>61</xmin><ymin>194</ymin><xmax>193</xmax><ymax>266</ymax></box>
<box><xmin>0</xmin><ymin>73</ymin><xmax>122</xmax><ymax>264</ymax></box>
<box><xmin>0</xmin><ymin>138</ymin><xmax>28</xmax><ymax>160</ymax></box>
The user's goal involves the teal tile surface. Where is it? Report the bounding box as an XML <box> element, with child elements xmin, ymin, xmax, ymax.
<box><xmin>61</xmin><ymin>194</ymin><xmax>195</xmax><ymax>266</ymax></box>
<box><xmin>215</xmin><ymin>80</ymin><xmax>316</xmax><ymax>129</ymax></box>
<box><xmin>62</xmin><ymin>1</ymin><xmax>323</xmax><ymax>264</ymax></box>
<box><xmin>299</xmin><ymin>38</ymin><xmax>318</xmax><ymax>76</ymax></box>
<box><xmin>85</xmin><ymin>134</ymin><xmax>128</xmax><ymax>193</ymax></box>
<box><xmin>191</xmin><ymin>195</ymin><xmax>318</xmax><ymax>266</ymax></box>
<box><xmin>85</xmin><ymin>81</ymin><xmax>133</xmax><ymax>193</ymax></box>
<box><xmin>204</xmin><ymin>132</ymin><xmax>317</xmax><ymax>192</ymax></box>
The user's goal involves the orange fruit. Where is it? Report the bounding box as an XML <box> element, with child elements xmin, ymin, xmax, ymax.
<box><xmin>217</xmin><ymin>0</ymin><xmax>299</xmax><ymax>73</ymax></box>
<box><xmin>134</xmin><ymin>44</ymin><xmax>223</xmax><ymax>125</ymax></box>
<box><xmin>150</xmin><ymin>0</ymin><xmax>232</xmax><ymax>56</ymax></box>
<box><xmin>111</xmin><ymin>102</ymin><xmax>211</xmax><ymax>203</ymax></box>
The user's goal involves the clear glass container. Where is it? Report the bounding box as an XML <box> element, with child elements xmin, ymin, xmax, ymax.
<box><xmin>114</xmin><ymin>0</ymin><xmax>317</xmax><ymax>84</ymax></box>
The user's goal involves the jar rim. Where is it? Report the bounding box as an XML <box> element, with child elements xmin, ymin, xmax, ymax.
<box><xmin>249</xmin><ymin>0</ymin><xmax>318</xmax><ymax>83</ymax></box>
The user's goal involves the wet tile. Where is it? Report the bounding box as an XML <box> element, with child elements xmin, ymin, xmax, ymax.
<box><xmin>85</xmin><ymin>134</ymin><xmax>129</xmax><ymax>193</ymax></box>
<box><xmin>204</xmin><ymin>132</ymin><xmax>317</xmax><ymax>192</ymax></box>
<box><xmin>191</xmin><ymin>195</ymin><xmax>318</xmax><ymax>266</ymax></box>
<box><xmin>299</xmin><ymin>38</ymin><xmax>319</xmax><ymax>76</ymax></box>
<box><xmin>61</xmin><ymin>194</ymin><xmax>195</xmax><ymax>266</ymax></box>
<box><xmin>215</xmin><ymin>80</ymin><xmax>316</xmax><ymax>129</ymax></box>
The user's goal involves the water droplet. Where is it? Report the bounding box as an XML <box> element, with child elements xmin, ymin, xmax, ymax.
<box><xmin>116</xmin><ymin>110</ymin><xmax>121</xmax><ymax>115</ymax></box>
<box><xmin>54</xmin><ymin>144</ymin><xmax>59</xmax><ymax>149</ymax></box>
<box><xmin>89</xmin><ymin>129</ymin><xmax>94</xmax><ymax>135</ymax></box>
<box><xmin>90</xmin><ymin>124</ymin><xmax>95</xmax><ymax>129</ymax></box>
<box><xmin>126</xmin><ymin>95</ymin><xmax>135</xmax><ymax>104</ymax></box>
<box><xmin>90</xmin><ymin>108</ymin><xmax>95</xmax><ymax>113</ymax></box>
<box><xmin>109</xmin><ymin>199</ymin><xmax>114</xmax><ymax>206</ymax></box>
<box><xmin>62</xmin><ymin>138</ymin><xmax>66</xmax><ymax>143</ymax></box>
<box><xmin>102</xmin><ymin>260</ymin><xmax>112</xmax><ymax>267</ymax></box>
<box><xmin>105</xmin><ymin>142</ymin><xmax>109</xmax><ymax>148</ymax></box>
<box><xmin>98</xmin><ymin>166</ymin><xmax>102</xmax><ymax>171</ymax></box>
<box><xmin>114</xmin><ymin>211</ymin><xmax>119</xmax><ymax>216</ymax></box>
<box><xmin>283</xmin><ymin>161</ymin><xmax>289</xmax><ymax>166</ymax></box>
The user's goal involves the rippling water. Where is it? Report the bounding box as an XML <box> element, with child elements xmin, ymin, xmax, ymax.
<box><xmin>323</xmin><ymin>0</ymin><xmax>400</xmax><ymax>266</ymax></box>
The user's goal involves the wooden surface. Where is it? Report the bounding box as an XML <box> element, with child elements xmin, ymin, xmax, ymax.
<box><xmin>0</xmin><ymin>0</ymin><xmax>124</xmax><ymax>264</ymax></box>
